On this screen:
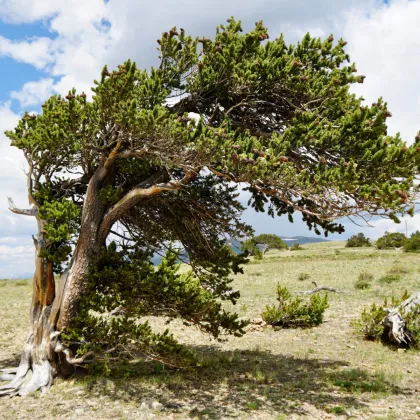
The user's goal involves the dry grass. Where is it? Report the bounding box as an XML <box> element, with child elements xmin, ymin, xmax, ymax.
<box><xmin>1</xmin><ymin>241</ymin><xmax>420</xmax><ymax>419</ymax></box>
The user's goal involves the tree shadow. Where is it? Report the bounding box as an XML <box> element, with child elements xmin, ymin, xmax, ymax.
<box><xmin>0</xmin><ymin>355</ymin><xmax>20</xmax><ymax>371</ymax></box>
<box><xmin>80</xmin><ymin>345</ymin><xmax>409</xmax><ymax>418</ymax></box>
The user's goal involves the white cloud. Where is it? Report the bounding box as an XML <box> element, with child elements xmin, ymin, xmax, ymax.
<box><xmin>0</xmin><ymin>102</ymin><xmax>37</xmax><ymax>276</ymax></box>
<box><xmin>11</xmin><ymin>78</ymin><xmax>54</xmax><ymax>107</ymax></box>
<box><xmin>344</xmin><ymin>0</ymin><xmax>420</xmax><ymax>142</ymax></box>
<box><xmin>1</xmin><ymin>0</ymin><xmax>420</xmax><ymax>275</ymax></box>
<box><xmin>0</xmin><ymin>35</ymin><xmax>54</xmax><ymax>69</ymax></box>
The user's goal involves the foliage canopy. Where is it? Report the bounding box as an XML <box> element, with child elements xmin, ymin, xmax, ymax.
<box><xmin>241</xmin><ymin>233</ymin><xmax>288</xmax><ymax>256</ymax></box>
<box><xmin>345</xmin><ymin>233</ymin><xmax>371</xmax><ymax>248</ymax></box>
<box><xmin>6</xmin><ymin>17</ymin><xmax>420</xmax><ymax>366</ymax></box>
<box><xmin>375</xmin><ymin>231</ymin><xmax>406</xmax><ymax>249</ymax></box>
<box><xmin>403</xmin><ymin>231</ymin><xmax>420</xmax><ymax>253</ymax></box>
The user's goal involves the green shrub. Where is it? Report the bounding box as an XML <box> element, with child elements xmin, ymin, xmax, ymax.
<box><xmin>253</xmin><ymin>249</ymin><xmax>263</xmax><ymax>260</ymax></box>
<box><xmin>354</xmin><ymin>272</ymin><xmax>373</xmax><ymax>289</ymax></box>
<box><xmin>345</xmin><ymin>233</ymin><xmax>371</xmax><ymax>248</ymax></box>
<box><xmin>388</xmin><ymin>265</ymin><xmax>409</xmax><ymax>275</ymax></box>
<box><xmin>261</xmin><ymin>284</ymin><xmax>329</xmax><ymax>328</ymax></box>
<box><xmin>379</xmin><ymin>274</ymin><xmax>401</xmax><ymax>284</ymax></box>
<box><xmin>351</xmin><ymin>302</ymin><xmax>387</xmax><ymax>340</ymax></box>
<box><xmin>14</xmin><ymin>280</ymin><xmax>29</xmax><ymax>286</ymax></box>
<box><xmin>352</xmin><ymin>291</ymin><xmax>420</xmax><ymax>348</ymax></box>
<box><xmin>403</xmin><ymin>231</ymin><xmax>420</xmax><ymax>253</ymax></box>
<box><xmin>375</xmin><ymin>232</ymin><xmax>406</xmax><ymax>249</ymax></box>
<box><xmin>290</xmin><ymin>243</ymin><xmax>304</xmax><ymax>251</ymax></box>
<box><xmin>298</xmin><ymin>272</ymin><xmax>311</xmax><ymax>281</ymax></box>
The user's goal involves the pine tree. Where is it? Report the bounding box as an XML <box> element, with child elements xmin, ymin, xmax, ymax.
<box><xmin>2</xmin><ymin>18</ymin><xmax>420</xmax><ymax>396</ymax></box>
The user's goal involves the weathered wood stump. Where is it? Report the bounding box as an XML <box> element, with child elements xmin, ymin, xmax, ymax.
<box><xmin>383</xmin><ymin>291</ymin><xmax>420</xmax><ymax>345</ymax></box>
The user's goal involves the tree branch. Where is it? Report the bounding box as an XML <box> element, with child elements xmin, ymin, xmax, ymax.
<box><xmin>99</xmin><ymin>169</ymin><xmax>198</xmax><ymax>240</ymax></box>
<box><xmin>7</xmin><ymin>197</ymin><xmax>38</xmax><ymax>217</ymax></box>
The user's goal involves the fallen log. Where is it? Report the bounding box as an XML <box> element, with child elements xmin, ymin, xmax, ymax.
<box><xmin>297</xmin><ymin>281</ymin><xmax>348</xmax><ymax>295</ymax></box>
<box><xmin>382</xmin><ymin>290</ymin><xmax>420</xmax><ymax>344</ymax></box>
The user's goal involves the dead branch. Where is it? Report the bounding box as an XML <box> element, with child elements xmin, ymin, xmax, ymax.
<box><xmin>297</xmin><ymin>282</ymin><xmax>348</xmax><ymax>294</ymax></box>
<box><xmin>7</xmin><ymin>197</ymin><xmax>38</xmax><ymax>217</ymax></box>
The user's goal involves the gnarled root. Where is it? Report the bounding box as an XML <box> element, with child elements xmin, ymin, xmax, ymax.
<box><xmin>0</xmin><ymin>334</ymin><xmax>54</xmax><ymax>397</ymax></box>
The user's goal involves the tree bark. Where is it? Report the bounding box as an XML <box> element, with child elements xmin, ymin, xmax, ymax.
<box><xmin>0</xmin><ymin>173</ymin><xmax>107</xmax><ymax>396</ymax></box>
<box><xmin>382</xmin><ymin>291</ymin><xmax>420</xmax><ymax>345</ymax></box>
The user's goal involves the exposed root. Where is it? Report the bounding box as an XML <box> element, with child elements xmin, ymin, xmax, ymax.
<box><xmin>0</xmin><ymin>334</ymin><xmax>53</xmax><ymax>397</ymax></box>
<box><xmin>19</xmin><ymin>361</ymin><xmax>53</xmax><ymax>396</ymax></box>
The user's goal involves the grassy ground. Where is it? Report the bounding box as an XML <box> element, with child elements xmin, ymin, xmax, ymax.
<box><xmin>1</xmin><ymin>241</ymin><xmax>420</xmax><ymax>419</ymax></box>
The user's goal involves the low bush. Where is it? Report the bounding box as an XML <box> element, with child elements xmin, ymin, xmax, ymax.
<box><xmin>388</xmin><ymin>265</ymin><xmax>409</xmax><ymax>275</ymax></box>
<box><xmin>379</xmin><ymin>274</ymin><xmax>401</xmax><ymax>284</ymax></box>
<box><xmin>403</xmin><ymin>231</ymin><xmax>420</xmax><ymax>253</ymax></box>
<box><xmin>14</xmin><ymin>280</ymin><xmax>29</xmax><ymax>286</ymax></box>
<box><xmin>351</xmin><ymin>302</ymin><xmax>387</xmax><ymax>340</ymax></box>
<box><xmin>345</xmin><ymin>233</ymin><xmax>371</xmax><ymax>248</ymax></box>
<box><xmin>354</xmin><ymin>272</ymin><xmax>373</xmax><ymax>289</ymax></box>
<box><xmin>298</xmin><ymin>272</ymin><xmax>311</xmax><ymax>281</ymax></box>
<box><xmin>290</xmin><ymin>243</ymin><xmax>304</xmax><ymax>251</ymax></box>
<box><xmin>261</xmin><ymin>284</ymin><xmax>329</xmax><ymax>328</ymax></box>
<box><xmin>375</xmin><ymin>232</ymin><xmax>406</xmax><ymax>249</ymax></box>
<box><xmin>352</xmin><ymin>291</ymin><xmax>420</xmax><ymax>348</ymax></box>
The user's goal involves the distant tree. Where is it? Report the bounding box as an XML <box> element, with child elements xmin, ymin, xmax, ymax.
<box><xmin>403</xmin><ymin>231</ymin><xmax>420</xmax><ymax>253</ymax></box>
<box><xmin>345</xmin><ymin>233</ymin><xmax>371</xmax><ymax>248</ymax></box>
<box><xmin>3</xmin><ymin>17</ymin><xmax>420</xmax><ymax>396</ymax></box>
<box><xmin>241</xmin><ymin>233</ymin><xmax>287</xmax><ymax>257</ymax></box>
<box><xmin>255</xmin><ymin>234</ymin><xmax>288</xmax><ymax>251</ymax></box>
<box><xmin>375</xmin><ymin>231</ymin><xmax>406</xmax><ymax>249</ymax></box>
<box><xmin>241</xmin><ymin>239</ymin><xmax>263</xmax><ymax>258</ymax></box>
<box><xmin>290</xmin><ymin>243</ymin><xmax>305</xmax><ymax>251</ymax></box>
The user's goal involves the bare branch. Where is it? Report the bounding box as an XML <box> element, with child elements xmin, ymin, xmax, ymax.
<box><xmin>99</xmin><ymin>169</ymin><xmax>198</xmax><ymax>240</ymax></box>
<box><xmin>7</xmin><ymin>197</ymin><xmax>38</xmax><ymax>217</ymax></box>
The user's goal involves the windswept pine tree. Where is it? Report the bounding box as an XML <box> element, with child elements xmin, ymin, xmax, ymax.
<box><xmin>2</xmin><ymin>18</ymin><xmax>420</xmax><ymax>396</ymax></box>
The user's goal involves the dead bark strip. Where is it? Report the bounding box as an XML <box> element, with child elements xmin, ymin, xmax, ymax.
<box><xmin>382</xmin><ymin>290</ymin><xmax>420</xmax><ymax>345</ymax></box>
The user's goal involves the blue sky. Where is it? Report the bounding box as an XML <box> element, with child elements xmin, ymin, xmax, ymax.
<box><xmin>0</xmin><ymin>0</ymin><xmax>419</xmax><ymax>277</ymax></box>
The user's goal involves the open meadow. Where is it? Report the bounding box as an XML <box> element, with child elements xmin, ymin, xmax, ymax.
<box><xmin>1</xmin><ymin>241</ymin><xmax>420</xmax><ymax>419</ymax></box>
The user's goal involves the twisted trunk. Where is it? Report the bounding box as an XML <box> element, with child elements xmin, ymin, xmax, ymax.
<box><xmin>1</xmin><ymin>163</ymin><xmax>184</xmax><ymax>396</ymax></box>
<box><xmin>0</xmin><ymin>174</ymin><xmax>106</xmax><ymax>396</ymax></box>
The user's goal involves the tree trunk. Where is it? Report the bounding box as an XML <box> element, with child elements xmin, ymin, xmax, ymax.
<box><xmin>383</xmin><ymin>291</ymin><xmax>420</xmax><ymax>345</ymax></box>
<box><xmin>0</xmin><ymin>174</ymin><xmax>106</xmax><ymax>396</ymax></box>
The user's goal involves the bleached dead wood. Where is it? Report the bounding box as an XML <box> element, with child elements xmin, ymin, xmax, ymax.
<box><xmin>297</xmin><ymin>281</ymin><xmax>348</xmax><ymax>295</ymax></box>
<box><xmin>383</xmin><ymin>290</ymin><xmax>420</xmax><ymax>344</ymax></box>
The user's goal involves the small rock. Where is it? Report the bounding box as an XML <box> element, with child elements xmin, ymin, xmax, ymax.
<box><xmin>140</xmin><ymin>399</ymin><xmax>164</xmax><ymax>411</ymax></box>
<box><xmin>139</xmin><ymin>402</ymin><xmax>148</xmax><ymax>411</ymax></box>
<box><xmin>151</xmin><ymin>401</ymin><xmax>164</xmax><ymax>410</ymax></box>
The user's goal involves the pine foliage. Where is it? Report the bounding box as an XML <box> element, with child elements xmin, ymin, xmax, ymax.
<box><xmin>262</xmin><ymin>284</ymin><xmax>329</xmax><ymax>328</ymax></box>
<box><xmin>5</xmin><ymin>17</ymin><xmax>420</xmax><ymax>365</ymax></box>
